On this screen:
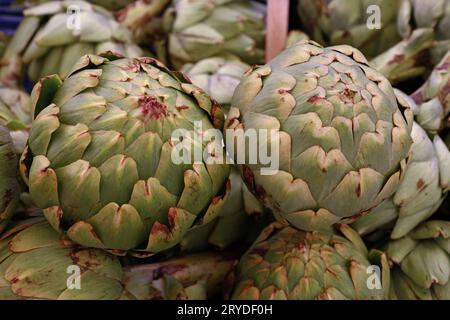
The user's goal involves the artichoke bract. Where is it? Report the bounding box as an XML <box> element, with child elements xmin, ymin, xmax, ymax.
<box><xmin>385</xmin><ymin>220</ymin><xmax>450</xmax><ymax>300</ymax></box>
<box><xmin>0</xmin><ymin>0</ymin><xmax>143</xmax><ymax>86</ymax></box>
<box><xmin>162</xmin><ymin>0</ymin><xmax>266</xmax><ymax>68</ymax></box>
<box><xmin>22</xmin><ymin>53</ymin><xmax>231</xmax><ymax>256</ymax></box>
<box><xmin>297</xmin><ymin>0</ymin><xmax>401</xmax><ymax>59</ymax></box>
<box><xmin>0</xmin><ymin>125</ymin><xmax>20</xmax><ymax>234</ymax></box>
<box><xmin>225</xmin><ymin>41</ymin><xmax>413</xmax><ymax>232</ymax></box>
<box><xmin>182</xmin><ymin>56</ymin><xmax>250</xmax><ymax>113</ymax></box>
<box><xmin>411</xmin><ymin>49</ymin><xmax>450</xmax><ymax>135</ymax></box>
<box><xmin>231</xmin><ymin>223</ymin><xmax>390</xmax><ymax>300</ymax></box>
<box><xmin>0</xmin><ymin>86</ymin><xmax>32</xmax><ymax>154</ymax></box>
<box><xmin>179</xmin><ymin>167</ymin><xmax>267</xmax><ymax>252</ymax></box>
<box><xmin>0</xmin><ymin>218</ymin><xmax>237</xmax><ymax>299</ymax></box>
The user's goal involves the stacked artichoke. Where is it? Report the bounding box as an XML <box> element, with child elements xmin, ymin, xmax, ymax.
<box><xmin>0</xmin><ymin>0</ymin><xmax>143</xmax><ymax>86</ymax></box>
<box><xmin>161</xmin><ymin>0</ymin><xmax>266</xmax><ymax>68</ymax></box>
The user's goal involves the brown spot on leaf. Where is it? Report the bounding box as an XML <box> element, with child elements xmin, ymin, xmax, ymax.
<box><xmin>308</xmin><ymin>95</ymin><xmax>321</xmax><ymax>103</ymax></box>
<box><xmin>417</xmin><ymin>179</ymin><xmax>426</xmax><ymax>190</ymax></box>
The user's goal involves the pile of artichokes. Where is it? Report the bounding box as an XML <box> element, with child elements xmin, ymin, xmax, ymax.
<box><xmin>0</xmin><ymin>0</ymin><xmax>449</xmax><ymax>301</ymax></box>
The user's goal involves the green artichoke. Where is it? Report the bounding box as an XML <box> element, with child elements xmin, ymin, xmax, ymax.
<box><xmin>0</xmin><ymin>218</ymin><xmax>237</xmax><ymax>299</ymax></box>
<box><xmin>297</xmin><ymin>0</ymin><xmax>401</xmax><ymax>59</ymax></box>
<box><xmin>411</xmin><ymin>49</ymin><xmax>450</xmax><ymax>135</ymax></box>
<box><xmin>384</xmin><ymin>220</ymin><xmax>450</xmax><ymax>300</ymax></box>
<box><xmin>285</xmin><ymin>31</ymin><xmax>310</xmax><ymax>49</ymax></box>
<box><xmin>179</xmin><ymin>167</ymin><xmax>267</xmax><ymax>252</ymax></box>
<box><xmin>231</xmin><ymin>223</ymin><xmax>390</xmax><ymax>300</ymax></box>
<box><xmin>161</xmin><ymin>0</ymin><xmax>266</xmax><ymax>68</ymax></box>
<box><xmin>351</xmin><ymin>117</ymin><xmax>450</xmax><ymax>238</ymax></box>
<box><xmin>115</xmin><ymin>0</ymin><xmax>171</xmax><ymax>45</ymax></box>
<box><xmin>22</xmin><ymin>53</ymin><xmax>232</xmax><ymax>256</ymax></box>
<box><xmin>225</xmin><ymin>41</ymin><xmax>413</xmax><ymax>232</ymax></box>
<box><xmin>0</xmin><ymin>126</ymin><xmax>20</xmax><ymax>234</ymax></box>
<box><xmin>0</xmin><ymin>86</ymin><xmax>32</xmax><ymax>154</ymax></box>
<box><xmin>369</xmin><ymin>28</ymin><xmax>435</xmax><ymax>85</ymax></box>
<box><xmin>182</xmin><ymin>56</ymin><xmax>250</xmax><ymax>113</ymax></box>
<box><xmin>0</xmin><ymin>0</ymin><xmax>143</xmax><ymax>86</ymax></box>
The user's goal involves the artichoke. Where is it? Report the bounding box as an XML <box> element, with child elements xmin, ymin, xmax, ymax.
<box><xmin>0</xmin><ymin>86</ymin><xmax>32</xmax><ymax>154</ymax></box>
<box><xmin>0</xmin><ymin>218</ymin><xmax>237</xmax><ymax>299</ymax></box>
<box><xmin>0</xmin><ymin>0</ymin><xmax>143</xmax><ymax>86</ymax></box>
<box><xmin>115</xmin><ymin>0</ymin><xmax>171</xmax><ymax>45</ymax></box>
<box><xmin>385</xmin><ymin>220</ymin><xmax>450</xmax><ymax>300</ymax></box>
<box><xmin>21</xmin><ymin>53</ymin><xmax>232</xmax><ymax>256</ymax></box>
<box><xmin>411</xmin><ymin>49</ymin><xmax>450</xmax><ymax>135</ymax></box>
<box><xmin>225</xmin><ymin>41</ymin><xmax>413</xmax><ymax>232</ymax></box>
<box><xmin>161</xmin><ymin>0</ymin><xmax>266</xmax><ymax>68</ymax></box>
<box><xmin>182</xmin><ymin>56</ymin><xmax>250</xmax><ymax>113</ymax></box>
<box><xmin>0</xmin><ymin>125</ymin><xmax>20</xmax><ymax>234</ymax></box>
<box><xmin>297</xmin><ymin>0</ymin><xmax>401</xmax><ymax>59</ymax></box>
<box><xmin>397</xmin><ymin>0</ymin><xmax>450</xmax><ymax>42</ymax></box>
<box><xmin>351</xmin><ymin>117</ymin><xmax>450</xmax><ymax>238</ymax></box>
<box><xmin>231</xmin><ymin>223</ymin><xmax>390</xmax><ymax>300</ymax></box>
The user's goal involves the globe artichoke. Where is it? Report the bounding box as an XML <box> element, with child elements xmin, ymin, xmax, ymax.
<box><xmin>225</xmin><ymin>41</ymin><xmax>413</xmax><ymax>232</ymax></box>
<box><xmin>0</xmin><ymin>125</ymin><xmax>20</xmax><ymax>234</ymax></box>
<box><xmin>0</xmin><ymin>86</ymin><xmax>32</xmax><ymax>154</ymax></box>
<box><xmin>384</xmin><ymin>220</ymin><xmax>450</xmax><ymax>300</ymax></box>
<box><xmin>351</xmin><ymin>117</ymin><xmax>450</xmax><ymax>238</ymax></box>
<box><xmin>0</xmin><ymin>32</ymin><xmax>7</xmax><ymax>57</ymax></box>
<box><xmin>297</xmin><ymin>0</ymin><xmax>401</xmax><ymax>59</ymax></box>
<box><xmin>231</xmin><ymin>223</ymin><xmax>390</xmax><ymax>300</ymax></box>
<box><xmin>182</xmin><ymin>56</ymin><xmax>250</xmax><ymax>113</ymax></box>
<box><xmin>0</xmin><ymin>218</ymin><xmax>237</xmax><ymax>299</ymax></box>
<box><xmin>179</xmin><ymin>167</ymin><xmax>268</xmax><ymax>252</ymax></box>
<box><xmin>369</xmin><ymin>28</ymin><xmax>435</xmax><ymax>85</ymax></box>
<box><xmin>411</xmin><ymin>49</ymin><xmax>450</xmax><ymax>135</ymax></box>
<box><xmin>0</xmin><ymin>0</ymin><xmax>143</xmax><ymax>86</ymax></box>
<box><xmin>21</xmin><ymin>52</ymin><xmax>234</xmax><ymax>256</ymax></box>
<box><xmin>161</xmin><ymin>0</ymin><xmax>266</xmax><ymax>68</ymax></box>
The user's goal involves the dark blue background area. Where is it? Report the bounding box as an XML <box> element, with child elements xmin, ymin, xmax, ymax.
<box><xmin>0</xmin><ymin>1</ymin><xmax>34</xmax><ymax>91</ymax></box>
